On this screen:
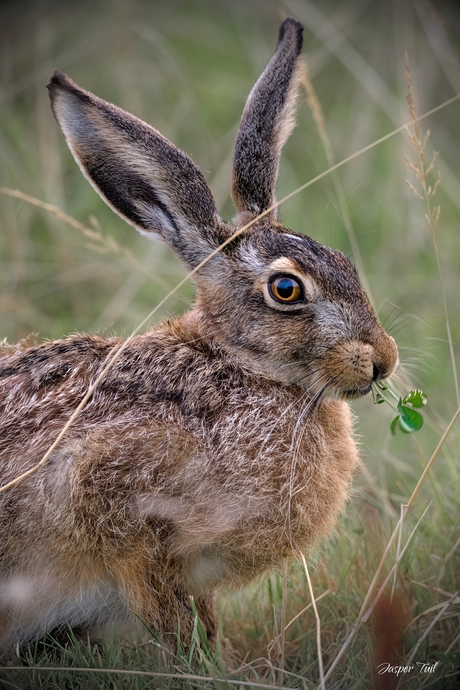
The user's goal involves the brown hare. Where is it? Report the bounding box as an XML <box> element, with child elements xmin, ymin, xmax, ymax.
<box><xmin>0</xmin><ymin>18</ymin><xmax>398</xmax><ymax>653</ymax></box>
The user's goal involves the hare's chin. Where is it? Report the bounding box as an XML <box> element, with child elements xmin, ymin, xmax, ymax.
<box><xmin>298</xmin><ymin>375</ymin><xmax>373</xmax><ymax>401</ymax></box>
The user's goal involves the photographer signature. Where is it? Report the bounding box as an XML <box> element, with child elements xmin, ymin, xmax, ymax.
<box><xmin>377</xmin><ymin>661</ymin><xmax>440</xmax><ymax>676</ymax></box>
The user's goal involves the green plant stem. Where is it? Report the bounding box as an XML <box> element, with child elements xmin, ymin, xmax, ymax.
<box><xmin>373</xmin><ymin>383</ymin><xmax>399</xmax><ymax>412</ymax></box>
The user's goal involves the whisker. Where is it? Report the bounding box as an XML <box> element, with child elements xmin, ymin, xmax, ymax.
<box><xmin>386</xmin><ymin>310</ymin><xmax>429</xmax><ymax>338</ymax></box>
<box><xmin>292</xmin><ymin>364</ymin><xmax>327</xmax><ymax>387</ymax></box>
<box><xmin>380</xmin><ymin>281</ymin><xmax>434</xmax><ymax>330</ymax></box>
<box><xmin>285</xmin><ymin>379</ymin><xmax>330</xmax><ymax>546</ymax></box>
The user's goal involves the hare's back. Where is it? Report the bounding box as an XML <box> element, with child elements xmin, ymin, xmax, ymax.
<box><xmin>0</xmin><ymin>323</ymin><xmax>262</xmax><ymax>479</ymax></box>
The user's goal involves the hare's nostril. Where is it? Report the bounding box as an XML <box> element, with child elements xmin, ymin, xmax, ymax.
<box><xmin>372</xmin><ymin>363</ymin><xmax>380</xmax><ymax>382</ymax></box>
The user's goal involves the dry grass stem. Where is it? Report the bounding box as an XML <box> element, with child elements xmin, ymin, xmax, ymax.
<box><xmin>404</xmin><ymin>56</ymin><xmax>459</xmax><ymax>406</ymax></box>
<box><xmin>0</xmin><ymin>187</ymin><xmax>178</xmax><ymax>295</ymax></box>
<box><xmin>404</xmin><ymin>595</ymin><xmax>460</xmax><ymax>632</ymax></box>
<box><xmin>406</xmin><ymin>404</ymin><xmax>460</xmax><ymax>510</ymax></box>
<box><xmin>285</xmin><ymin>588</ymin><xmax>333</xmax><ymax>633</ymax></box>
<box><xmin>299</xmin><ymin>59</ymin><xmax>373</xmax><ymax>303</ymax></box>
<box><xmin>446</xmin><ymin>630</ymin><xmax>460</xmax><ymax>654</ymax></box>
<box><xmin>269</xmin><ymin>666</ymin><xmax>314</xmax><ymax>688</ymax></box>
<box><xmin>267</xmin><ymin>589</ymin><xmax>333</xmax><ymax>664</ymax></box>
<box><xmin>408</xmin><ymin>579</ymin><xmax>456</xmax><ymax>599</ymax></box>
<box><xmin>390</xmin><ymin>503</ymin><xmax>405</xmax><ymax>604</ymax></box>
<box><xmin>279</xmin><ymin>556</ymin><xmax>288</xmax><ymax>681</ymax></box>
<box><xmin>436</xmin><ymin>534</ymin><xmax>460</xmax><ymax>586</ymax></box>
<box><xmin>443</xmin><ymin>535</ymin><xmax>460</xmax><ymax>565</ymax></box>
<box><xmin>298</xmin><ymin>552</ymin><xmax>325</xmax><ymax>690</ymax></box>
<box><xmin>0</xmin><ymin>666</ymin><xmax>287</xmax><ymax>690</ymax></box>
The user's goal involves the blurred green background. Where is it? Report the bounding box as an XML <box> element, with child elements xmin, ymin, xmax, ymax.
<box><xmin>1</xmin><ymin>0</ymin><xmax>460</xmax><ymax>679</ymax></box>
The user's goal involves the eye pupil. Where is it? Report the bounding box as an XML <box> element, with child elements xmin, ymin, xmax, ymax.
<box><xmin>277</xmin><ymin>278</ymin><xmax>295</xmax><ymax>298</ymax></box>
<box><xmin>270</xmin><ymin>276</ymin><xmax>302</xmax><ymax>303</ymax></box>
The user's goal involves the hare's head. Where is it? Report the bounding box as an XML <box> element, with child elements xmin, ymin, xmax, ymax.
<box><xmin>48</xmin><ymin>18</ymin><xmax>397</xmax><ymax>401</ymax></box>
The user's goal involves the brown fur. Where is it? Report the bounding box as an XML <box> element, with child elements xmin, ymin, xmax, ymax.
<box><xmin>0</xmin><ymin>18</ymin><xmax>397</xmax><ymax>653</ymax></box>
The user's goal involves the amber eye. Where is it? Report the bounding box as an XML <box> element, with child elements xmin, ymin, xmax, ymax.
<box><xmin>269</xmin><ymin>275</ymin><xmax>303</xmax><ymax>303</ymax></box>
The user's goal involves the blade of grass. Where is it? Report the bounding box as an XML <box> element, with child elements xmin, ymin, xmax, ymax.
<box><xmin>390</xmin><ymin>503</ymin><xmax>405</xmax><ymax>604</ymax></box>
<box><xmin>0</xmin><ymin>665</ymin><xmax>289</xmax><ymax>689</ymax></box>
<box><xmin>279</xmin><ymin>556</ymin><xmax>288</xmax><ymax>684</ymax></box>
<box><xmin>299</xmin><ymin>552</ymin><xmax>325</xmax><ymax>690</ymax></box>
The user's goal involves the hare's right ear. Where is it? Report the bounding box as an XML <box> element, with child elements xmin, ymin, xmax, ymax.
<box><xmin>232</xmin><ymin>18</ymin><xmax>304</xmax><ymax>223</ymax></box>
<box><xmin>48</xmin><ymin>72</ymin><xmax>228</xmax><ymax>269</ymax></box>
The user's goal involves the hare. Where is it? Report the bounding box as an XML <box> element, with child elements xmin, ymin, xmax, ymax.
<box><xmin>0</xmin><ymin>18</ymin><xmax>398</xmax><ymax>653</ymax></box>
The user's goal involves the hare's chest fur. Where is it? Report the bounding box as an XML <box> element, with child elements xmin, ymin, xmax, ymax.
<box><xmin>180</xmin><ymin>388</ymin><xmax>359</xmax><ymax>592</ymax></box>
<box><xmin>106</xmin><ymin>329</ymin><xmax>361</xmax><ymax>589</ymax></box>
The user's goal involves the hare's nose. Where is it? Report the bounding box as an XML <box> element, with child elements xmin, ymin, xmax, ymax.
<box><xmin>372</xmin><ymin>363</ymin><xmax>380</xmax><ymax>382</ymax></box>
<box><xmin>371</xmin><ymin>335</ymin><xmax>399</xmax><ymax>381</ymax></box>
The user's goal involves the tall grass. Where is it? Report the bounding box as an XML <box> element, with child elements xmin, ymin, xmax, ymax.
<box><xmin>1</xmin><ymin>0</ymin><xmax>460</xmax><ymax>687</ymax></box>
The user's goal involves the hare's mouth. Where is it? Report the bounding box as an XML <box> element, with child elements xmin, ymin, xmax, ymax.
<box><xmin>342</xmin><ymin>383</ymin><xmax>372</xmax><ymax>400</ymax></box>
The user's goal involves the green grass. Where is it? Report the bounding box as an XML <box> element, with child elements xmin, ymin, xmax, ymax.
<box><xmin>1</xmin><ymin>0</ymin><xmax>460</xmax><ymax>687</ymax></box>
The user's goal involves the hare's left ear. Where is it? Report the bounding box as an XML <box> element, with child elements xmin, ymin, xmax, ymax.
<box><xmin>232</xmin><ymin>18</ymin><xmax>304</xmax><ymax>222</ymax></box>
<box><xmin>48</xmin><ymin>72</ymin><xmax>229</xmax><ymax>270</ymax></box>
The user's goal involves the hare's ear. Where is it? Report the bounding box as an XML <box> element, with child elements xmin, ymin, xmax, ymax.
<box><xmin>48</xmin><ymin>72</ymin><xmax>227</xmax><ymax>269</ymax></box>
<box><xmin>232</xmin><ymin>18</ymin><xmax>304</xmax><ymax>222</ymax></box>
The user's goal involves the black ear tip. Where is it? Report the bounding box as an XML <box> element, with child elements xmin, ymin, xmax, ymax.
<box><xmin>47</xmin><ymin>71</ymin><xmax>81</xmax><ymax>99</ymax></box>
<box><xmin>278</xmin><ymin>17</ymin><xmax>304</xmax><ymax>51</ymax></box>
<box><xmin>47</xmin><ymin>70</ymin><xmax>67</xmax><ymax>90</ymax></box>
<box><xmin>47</xmin><ymin>71</ymin><xmax>90</xmax><ymax>111</ymax></box>
<box><xmin>47</xmin><ymin>71</ymin><xmax>67</xmax><ymax>104</ymax></box>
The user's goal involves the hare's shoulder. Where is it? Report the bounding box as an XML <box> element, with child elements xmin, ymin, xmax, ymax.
<box><xmin>0</xmin><ymin>324</ymin><xmax>350</xmax><ymax>432</ymax></box>
<box><xmin>0</xmin><ymin>324</ymin><xmax>286</xmax><ymax>425</ymax></box>
<box><xmin>0</xmin><ymin>334</ymin><xmax>119</xmax><ymax>388</ymax></box>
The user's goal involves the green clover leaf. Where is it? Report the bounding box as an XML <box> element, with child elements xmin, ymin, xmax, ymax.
<box><xmin>402</xmin><ymin>390</ymin><xmax>427</xmax><ymax>408</ymax></box>
<box><xmin>372</xmin><ymin>382</ymin><xmax>427</xmax><ymax>435</ymax></box>
<box><xmin>391</xmin><ymin>399</ymin><xmax>424</xmax><ymax>434</ymax></box>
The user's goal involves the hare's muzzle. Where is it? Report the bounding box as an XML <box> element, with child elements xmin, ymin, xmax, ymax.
<box><xmin>308</xmin><ymin>332</ymin><xmax>398</xmax><ymax>401</ymax></box>
<box><xmin>342</xmin><ymin>333</ymin><xmax>399</xmax><ymax>399</ymax></box>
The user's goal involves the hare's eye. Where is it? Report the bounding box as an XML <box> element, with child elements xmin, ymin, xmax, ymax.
<box><xmin>269</xmin><ymin>276</ymin><xmax>302</xmax><ymax>303</ymax></box>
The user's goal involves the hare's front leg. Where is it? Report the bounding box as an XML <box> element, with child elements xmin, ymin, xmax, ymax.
<box><xmin>132</xmin><ymin>584</ymin><xmax>216</xmax><ymax>649</ymax></box>
<box><xmin>194</xmin><ymin>593</ymin><xmax>217</xmax><ymax>644</ymax></box>
<box><xmin>111</xmin><ymin>559</ymin><xmax>215</xmax><ymax>649</ymax></box>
